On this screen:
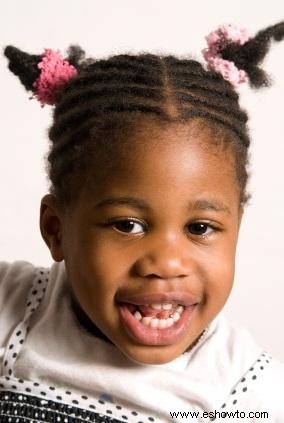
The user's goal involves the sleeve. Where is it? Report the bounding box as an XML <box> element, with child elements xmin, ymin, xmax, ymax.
<box><xmin>0</xmin><ymin>260</ymin><xmax>36</xmax><ymax>348</ymax></box>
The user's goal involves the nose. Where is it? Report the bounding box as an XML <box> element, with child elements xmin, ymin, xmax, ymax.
<box><xmin>134</xmin><ymin>233</ymin><xmax>194</xmax><ymax>280</ymax></box>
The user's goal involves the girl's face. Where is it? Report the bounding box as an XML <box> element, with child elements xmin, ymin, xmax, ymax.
<box><xmin>41</xmin><ymin>121</ymin><xmax>243</xmax><ymax>364</ymax></box>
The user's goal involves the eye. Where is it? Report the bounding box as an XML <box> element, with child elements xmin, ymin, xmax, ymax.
<box><xmin>103</xmin><ymin>218</ymin><xmax>145</xmax><ymax>234</ymax></box>
<box><xmin>187</xmin><ymin>222</ymin><xmax>217</xmax><ymax>237</ymax></box>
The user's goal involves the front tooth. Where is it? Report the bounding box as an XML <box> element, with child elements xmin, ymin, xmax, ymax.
<box><xmin>134</xmin><ymin>310</ymin><xmax>142</xmax><ymax>321</ymax></box>
<box><xmin>141</xmin><ymin>316</ymin><xmax>152</xmax><ymax>326</ymax></box>
<box><xmin>157</xmin><ymin>319</ymin><xmax>167</xmax><ymax>329</ymax></box>
<box><xmin>150</xmin><ymin>303</ymin><xmax>163</xmax><ymax>310</ymax></box>
<box><xmin>150</xmin><ymin>318</ymin><xmax>159</xmax><ymax>328</ymax></box>
<box><xmin>162</xmin><ymin>302</ymin><xmax>173</xmax><ymax>310</ymax></box>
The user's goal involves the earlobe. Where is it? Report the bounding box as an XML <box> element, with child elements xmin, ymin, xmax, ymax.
<box><xmin>39</xmin><ymin>194</ymin><xmax>64</xmax><ymax>262</ymax></box>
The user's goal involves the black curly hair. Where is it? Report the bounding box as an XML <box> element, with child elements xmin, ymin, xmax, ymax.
<box><xmin>4</xmin><ymin>21</ymin><xmax>284</xmax><ymax>211</ymax></box>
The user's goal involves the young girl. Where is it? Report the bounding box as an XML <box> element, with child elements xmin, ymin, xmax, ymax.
<box><xmin>1</xmin><ymin>21</ymin><xmax>284</xmax><ymax>423</ymax></box>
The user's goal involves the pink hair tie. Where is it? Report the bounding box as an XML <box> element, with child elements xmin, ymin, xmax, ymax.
<box><xmin>202</xmin><ymin>24</ymin><xmax>251</xmax><ymax>88</ymax></box>
<box><xmin>33</xmin><ymin>49</ymin><xmax>78</xmax><ymax>106</ymax></box>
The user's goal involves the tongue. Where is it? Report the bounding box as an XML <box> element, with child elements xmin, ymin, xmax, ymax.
<box><xmin>137</xmin><ymin>305</ymin><xmax>173</xmax><ymax>319</ymax></box>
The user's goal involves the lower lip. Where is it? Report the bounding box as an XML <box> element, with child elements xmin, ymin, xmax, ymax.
<box><xmin>118</xmin><ymin>303</ymin><xmax>198</xmax><ymax>345</ymax></box>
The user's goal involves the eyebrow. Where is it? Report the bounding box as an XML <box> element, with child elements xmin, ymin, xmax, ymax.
<box><xmin>94</xmin><ymin>196</ymin><xmax>231</xmax><ymax>215</ymax></box>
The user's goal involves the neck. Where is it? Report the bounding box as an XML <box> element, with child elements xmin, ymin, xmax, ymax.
<box><xmin>70</xmin><ymin>289</ymin><xmax>115</xmax><ymax>346</ymax></box>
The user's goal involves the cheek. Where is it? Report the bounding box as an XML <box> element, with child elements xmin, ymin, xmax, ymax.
<box><xmin>206</xmin><ymin>265</ymin><xmax>235</xmax><ymax>315</ymax></box>
<box><xmin>71</xmin><ymin>240</ymin><xmax>128</xmax><ymax>305</ymax></box>
<box><xmin>201</xmin><ymin>238</ymin><xmax>237</xmax><ymax>296</ymax></box>
<box><xmin>82</xmin><ymin>230</ymin><xmax>137</xmax><ymax>275</ymax></box>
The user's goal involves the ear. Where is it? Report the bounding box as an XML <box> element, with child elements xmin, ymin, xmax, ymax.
<box><xmin>39</xmin><ymin>194</ymin><xmax>64</xmax><ymax>262</ymax></box>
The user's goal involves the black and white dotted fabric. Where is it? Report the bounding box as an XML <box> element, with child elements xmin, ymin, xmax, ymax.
<box><xmin>210</xmin><ymin>351</ymin><xmax>272</xmax><ymax>421</ymax></box>
<box><xmin>2</xmin><ymin>267</ymin><xmax>49</xmax><ymax>379</ymax></box>
<box><xmin>0</xmin><ymin>266</ymin><xmax>158</xmax><ymax>423</ymax></box>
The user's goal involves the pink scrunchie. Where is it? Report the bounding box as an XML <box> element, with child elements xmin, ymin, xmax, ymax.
<box><xmin>202</xmin><ymin>24</ymin><xmax>250</xmax><ymax>88</ymax></box>
<box><xmin>33</xmin><ymin>49</ymin><xmax>78</xmax><ymax>106</ymax></box>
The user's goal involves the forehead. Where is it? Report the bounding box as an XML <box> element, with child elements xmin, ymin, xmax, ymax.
<box><xmin>89</xmin><ymin>118</ymin><xmax>235</xmax><ymax>171</ymax></box>
<box><xmin>79</xmin><ymin>120</ymin><xmax>239</xmax><ymax>210</ymax></box>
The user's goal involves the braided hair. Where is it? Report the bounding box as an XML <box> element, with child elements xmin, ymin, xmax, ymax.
<box><xmin>4</xmin><ymin>22</ymin><xmax>284</xmax><ymax>211</ymax></box>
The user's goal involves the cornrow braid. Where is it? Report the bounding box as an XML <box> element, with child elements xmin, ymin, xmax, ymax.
<box><xmin>4</xmin><ymin>21</ymin><xmax>284</xmax><ymax>210</ymax></box>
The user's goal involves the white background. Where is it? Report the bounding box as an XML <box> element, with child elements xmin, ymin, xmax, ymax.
<box><xmin>0</xmin><ymin>0</ymin><xmax>283</xmax><ymax>361</ymax></box>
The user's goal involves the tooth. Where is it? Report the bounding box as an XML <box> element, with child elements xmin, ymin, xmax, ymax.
<box><xmin>166</xmin><ymin>317</ymin><xmax>174</xmax><ymax>327</ymax></box>
<box><xmin>157</xmin><ymin>319</ymin><xmax>167</xmax><ymax>329</ymax></box>
<box><xmin>162</xmin><ymin>303</ymin><xmax>173</xmax><ymax>310</ymax></box>
<box><xmin>171</xmin><ymin>312</ymin><xmax>181</xmax><ymax>322</ymax></box>
<box><xmin>134</xmin><ymin>310</ymin><xmax>142</xmax><ymax>321</ymax></box>
<box><xmin>141</xmin><ymin>316</ymin><xmax>152</xmax><ymax>326</ymax></box>
<box><xmin>176</xmin><ymin>305</ymin><xmax>184</xmax><ymax>314</ymax></box>
<box><xmin>150</xmin><ymin>318</ymin><xmax>159</xmax><ymax>328</ymax></box>
<box><xmin>139</xmin><ymin>314</ymin><xmax>180</xmax><ymax>328</ymax></box>
<box><xmin>150</xmin><ymin>303</ymin><xmax>163</xmax><ymax>310</ymax></box>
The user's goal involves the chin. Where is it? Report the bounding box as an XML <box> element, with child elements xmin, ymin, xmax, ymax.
<box><xmin>117</xmin><ymin>343</ymin><xmax>183</xmax><ymax>365</ymax></box>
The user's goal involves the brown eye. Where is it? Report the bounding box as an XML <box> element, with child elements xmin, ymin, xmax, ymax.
<box><xmin>106</xmin><ymin>219</ymin><xmax>145</xmax><ymax>234</ymax></box>
<box><xmin>187</xmin><ymin>223</ymin><xmax>215</xmax><ymax>236</ymax></box>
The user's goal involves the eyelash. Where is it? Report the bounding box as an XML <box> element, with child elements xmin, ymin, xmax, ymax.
<box><xmin>101</xmin><ymin>218</ymin><xmax>221</xmax><ymax>238</ymax></box>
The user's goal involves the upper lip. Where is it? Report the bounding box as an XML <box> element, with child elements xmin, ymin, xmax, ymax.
<box><xmin>116</xmin><ymin>292</ymin><xmax>200</xmax><ymax>307</ymax></box>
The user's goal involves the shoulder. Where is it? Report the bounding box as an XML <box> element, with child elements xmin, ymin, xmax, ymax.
<box><xmin>237</xmin><ymin>353</ymin><xmax>284</xmax><ymax>421</ymax></box>
<box><xmin>240</xmin><ymin>357</ymin><xmax>284</xmax><ymax>422</ymax></box>
<box><xmin>209</xmin><ymin>315</ymin><xmax>284</xmax><ymax>419</ymax></box>
<box><xmin>256</xmin><ymin>358</ymin><xmax>284</xmax><ymax>419</ymax></box>
<box><xmin>0</xmin><ymin>260</ymin><xmax>37</xmax><ymax>303</ymax></box>
<box><xmin>225</xmin><ymin>316</ymin><xmax>284</xmax><ymax>419</ymax></box>
<box><xmin>0</xmin><ymin>261</ymin><xmax>42</xmax><ymax>347</ymax></box>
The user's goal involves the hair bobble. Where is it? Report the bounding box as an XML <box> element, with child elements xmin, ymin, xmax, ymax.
<box><xmin>32</xmin><ymin>49</ymin><xmax>78</xmax><ymax>106</ymax></box>
<box><xmin>202</xmin><ymin>24</ymin><xmax>251</xmax><ymax>88</ymax></box>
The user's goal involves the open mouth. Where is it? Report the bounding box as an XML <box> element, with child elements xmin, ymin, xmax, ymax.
<box><xmin>126</xmin><ymin>302</ymin><xmax>186</xmax><ymax>329</ymax></box>
<box><xmin>117</xmin><ymin>301</ymin><xmax>198</xmax><ymax>345</ymax></box>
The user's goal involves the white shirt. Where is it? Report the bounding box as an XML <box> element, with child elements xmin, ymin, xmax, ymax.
<box><xmin>0</xmin><ymin>260</ymin><xmax>283</xmax><ymax>422</ymax></box>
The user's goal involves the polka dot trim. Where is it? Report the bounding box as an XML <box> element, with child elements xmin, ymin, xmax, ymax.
<box><xmin>210</xmin><ymin>351</ymin><xmax>272</xmax><ymax>421</ymax></box>
<box><xmin>0</xmin><ymin>266</ymin><xmax>159</xmax><ymax>423</ymax></box>
<box><xmin>2</xmin><ymin>267</ymin><xmax>49</xmax><ymax>378</ymax></box>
